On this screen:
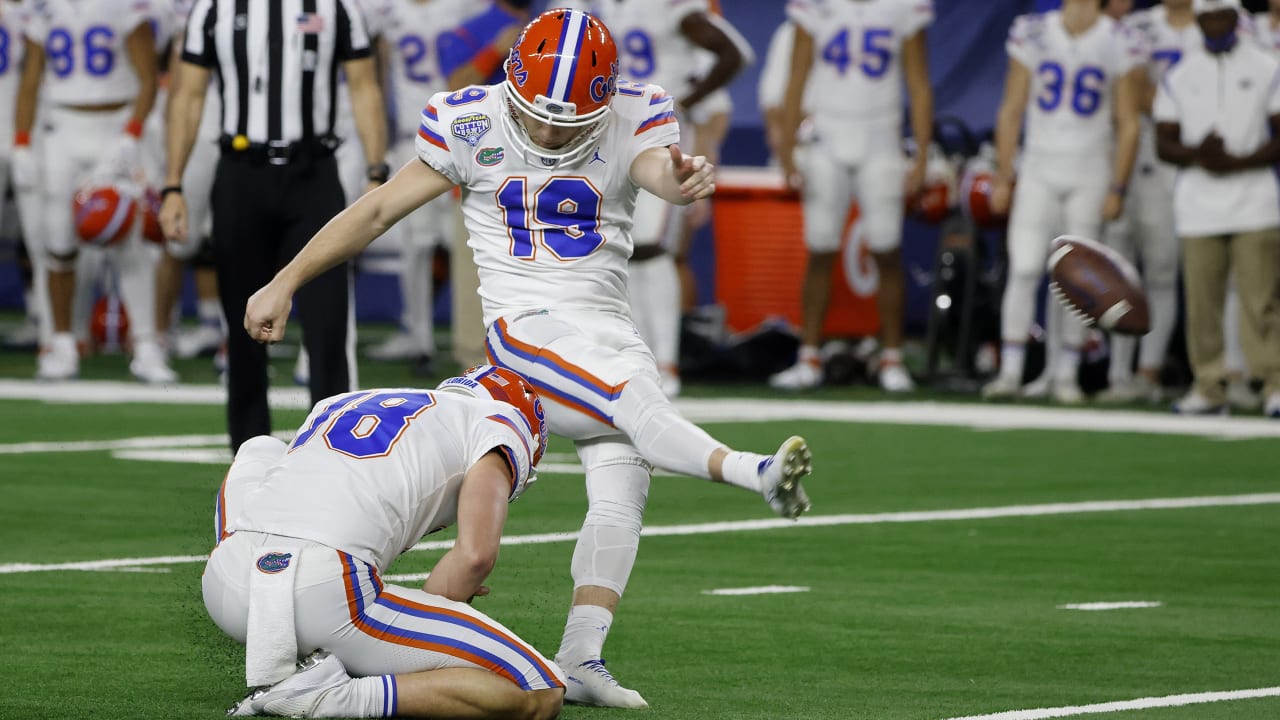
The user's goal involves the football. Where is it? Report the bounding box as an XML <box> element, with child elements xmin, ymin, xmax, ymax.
<box><xmin>1046</xmin><ymin>234</ymin><xmax>1150</xmax><ymax>336</ymax></box>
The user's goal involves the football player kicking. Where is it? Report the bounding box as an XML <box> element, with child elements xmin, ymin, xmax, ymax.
<box><xmin>982</xmin><ymin>0</ymin><xmax>1144</xmax><ymax>404</ymax></box>
<box><xmin>205</xmin><ymin>365</ymin><xmax>565</xmax><ymax>719</ymax></box>
<box><xmin>244</xmin><ymin>9</ymin><xmax>813</xmax><ymax>710</ymax></box>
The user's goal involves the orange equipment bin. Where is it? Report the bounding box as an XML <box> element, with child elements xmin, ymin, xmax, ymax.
<box><xmin>712</xmin><ymin>167</ymin><xmax>881</xmax><ymax>337</ymax></box>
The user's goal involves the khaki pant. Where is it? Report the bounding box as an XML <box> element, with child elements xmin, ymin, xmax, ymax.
<box><xmin>1182</xmin><ymin>228</ymin><xmax>1280</xmax><ymax>402</ymax></box>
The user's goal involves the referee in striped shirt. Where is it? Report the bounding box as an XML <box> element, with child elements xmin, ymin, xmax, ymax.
<box><xmin>159</xmin><ymin>0</ymin><xmax>387</xmax><ymax>452</ymax></box>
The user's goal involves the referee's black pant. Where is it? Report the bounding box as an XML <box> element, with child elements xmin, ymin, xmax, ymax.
<box><xmin>211</xmin><ymin>147</ymin><xmax>354</xmax><ymax>452</ymax></box>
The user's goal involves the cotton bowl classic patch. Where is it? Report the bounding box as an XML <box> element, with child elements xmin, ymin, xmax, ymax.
<box><xmin>256</xmin><ymin>552</ymin><xmax>293</xmax><ymax>574</ymax></box>
<box><xmin>476</xmin><ymin>147</ymin><xmax>505</xmax><ymax>167</ymax></box>
<box><xmin>451</xmin><ymin>114</ymin><xmax>492</xmax><ymax>147</ymax></box>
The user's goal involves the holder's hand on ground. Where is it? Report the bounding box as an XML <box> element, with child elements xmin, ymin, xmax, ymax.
<box><xmin>244</xmin><ymin>282</ymin><xmax>294</xmax><ymax>344</ymax></box>
<box><xmin>669</xmin><ymin>144</ymin><xmax>715</xmax><ymax>201</ymax></box>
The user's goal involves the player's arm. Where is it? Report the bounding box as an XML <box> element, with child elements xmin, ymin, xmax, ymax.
<box><xmin>343</xmin><ymin>55</ymin><xmax>389</xmax><ymax>191</ymax></box>
<box><xmin>421</xmin><ymin>449</ymin><xmax>513</xmax><ymax>603</ymax></box>
<box><xmin>901</xmin><ymin>28</ymin><xmax>934</xmax><ymax>196</ymax></box>
<box><xmin>991</xmin><ymin>57</ymin><xmax>1030</xmax><ymax>214</ymax></box>
<box><xmin>1107</xmin><ymin>67</ymin><xmax>1143</xmax><ymax>211</ymax></box>
<box><xmin>631</xmin><ymin>144</ymin><xmax>716</xmax><ymax>205</ymax></box>
<box><xmin>777</xmin><ymin>24</ymin><xmax>814</xmax><ymax>190</ymax></box>
<box><xmin>677</xmin><ymin>12</ymin><xmax>745</xmax><ymax>110</ymax></box>
<box><xmin>159</xmin><ymin>60</ymin><xmax>211</xmax><ymax>242</ymax></box>
<box><xmin>244</xmin><ymin>158</ymin><xmax>455</xmax><ymax>343</ymax></box>
<box><xmin>14</xmin><ymin>38</ymin><xmax>44</xmax><ymax>141</ymax></box>
<box><xmin>1154</xmin><ymin>121</ymin><xmax>1197</xmax><ymax>167</ymax></box>
<box><xmin>124</xmin><ymin>20</ymin><xmax>159</xmax><ymax>130</ymax></box>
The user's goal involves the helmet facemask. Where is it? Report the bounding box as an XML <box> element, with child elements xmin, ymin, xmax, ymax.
<box><xmin>500</xmin><ymin>80</ymin><xmax>611</xmax><ymax>168</ymax></box>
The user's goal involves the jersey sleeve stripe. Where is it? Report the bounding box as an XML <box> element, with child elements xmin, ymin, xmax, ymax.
<box><xmin>418</xmin><ymin>123</ymin><xmax>449</xmax><ymax>151</ymax></box>
<box><xmin>649</xmin><ymin>92</ymin><xmax>669</xmax><ymax>105</ymax></box>
<box><xmin>635</xmin><ymin>110</ymin><xmax>677</xmax><ymax>135</ymax></box>
<box><xmin>486</xmin><ymin>414</ymin><xmax>533</xmax><ymax>468</ymax></box>
<box><xmin>423</xmin><ymin>104</ymin><xmax>439</xmax><ymax>121</ymax></box>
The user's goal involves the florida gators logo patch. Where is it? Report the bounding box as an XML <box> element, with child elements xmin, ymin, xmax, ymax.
<box><xmin>476</xmin><ymin>147</ymin><xmax>505</xmax><ymax>167</ymax></box>
<box><xmin>256</xmin><ymin>552</ymin><xmax>293</xmax><ymax>574</ymax></box>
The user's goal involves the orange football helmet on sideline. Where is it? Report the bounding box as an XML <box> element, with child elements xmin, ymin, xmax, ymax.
<box><xmin>905</xmin><ymin>142</ymin><xmax>956</xmax><ymax>225</ymax></box>
<box><xmin>959</xmin><ymin>144</ymin><xmax>1008</xmax><ymax>229</ymax></box>
<box><xmin>501</xmin><ymin>8</ymin><xmax>618</xmax><ymax>166</ymax></box>
<box><xmin>436</xmin><ymin>365</ymin><xmax>549</xmax><ymax>465</ymax></box>
<box><xmin>90</xmin><ymin>294</ymin><xmax>131</xmax><ymax>353</ymax></box>
<box><xmin>73</xmin><ymin>185</ymin><xmax>137</xmax><ymax>247</ymax></box>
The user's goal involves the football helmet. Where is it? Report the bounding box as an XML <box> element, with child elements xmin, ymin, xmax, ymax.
<box><xmin>90</xmin><ymin>293</ymin><xmax>131</xmax><ymax>353</ymax></box>
<box><xmin>905</xmin><ymin>142</ymin><xmax>956</xmax><ymax>225</ymax></box>
<box><xmin>501</xmin><ymin>8</ymin><xmax>618</xmax><ymax>167</ymax></box>
<box><xmin>959</xmin><ymin>145</ymin><xmax>1008</xmax><ymax>229</ymax></box>
<box><xmin>73</xmin><ymin>185</ymin><xmax>137</xmax><ymax>247</ymax></box>
<box><xmin>436</xmin><ymin>364</ymin><xmax>549</xmax><ymax>465</ymax></box>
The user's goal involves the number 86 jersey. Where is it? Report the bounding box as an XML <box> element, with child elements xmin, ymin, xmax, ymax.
<box><xmin>1008</xmin><ymin>11</ymin><xmax>1145</xmax><ymax>158</ymax></box>
<box><xmin>416</xmin><ymin>81</ymin><xmax>681</xmax><ymax>327</ymax></box>
<box><xmin>23</xmin><ymin>0</ymin><xmax>153</xmax><ymax>106</ymax></box>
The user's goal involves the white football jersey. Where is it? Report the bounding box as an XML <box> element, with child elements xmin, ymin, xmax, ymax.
<box><xmin>23</xmin><ymin>0</ymin><xmax>153</xmax><ymax>106</ymax></box>
<box><xmin>415</xmin><ymin>82</ymin><xmax>681</xmax><ymax>326</ymax></box>
<box><xmin>575</xmin><ymin>0</ymin><xmax>710</xmax><ymax>98</ymax></box>
<box><xmin>785</xmin><ymin>0</ymin><xmax>932</xmax><ymax>124</ymax></box>
<box><xmin>1124</xmin><ymin>5</ymin><xmax>1201</xmax><ymax>86</ymax></box>
<box><xmin>232</xmin><ymin>389</ymin><xmax>539</xmax><ymax>570</ymax></box>
<box><xmin>1252</xmin><ymin>11</ymin><xmax>1280</xmax><ymax>55</ymax></box>
<box><xmin>387</xmin><ymin>0</ymin><xmax>471</xmax><ymax>140</ymax></box>
<box><xmin>1007</xmin><ymin>11</ymin><xmax>1145</xmax><ymax>157</ymax></box>
<box><xmin>0</xmin><ymin>2</ymin><xmax>26</xmax><ymax>145</ymax></box>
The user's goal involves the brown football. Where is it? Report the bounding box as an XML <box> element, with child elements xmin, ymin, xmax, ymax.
<box><xmin>1046</xmin><ymin>235</ymin><xmax>1150</xmax><ymax>336</ymax></box>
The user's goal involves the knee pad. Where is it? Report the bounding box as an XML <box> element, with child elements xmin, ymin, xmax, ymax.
<box><xmin>579</xmin><ymin>437</ymin><xmax>651</xmax><ymax>531</ymax></box>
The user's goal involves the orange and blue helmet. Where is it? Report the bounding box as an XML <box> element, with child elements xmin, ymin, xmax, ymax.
<box><xmin>436</xmin><ymin>364</ymin><xmax>549</xmax><ymax>465</ymax></box>
<box><xmin>501</xmin><ymin>8</ymin><xmax>618</xmax><ymax>166</ymax></box>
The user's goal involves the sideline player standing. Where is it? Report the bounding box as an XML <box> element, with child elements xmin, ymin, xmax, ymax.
<box><xmin>772</xmin><ymin>0</ymin><xmax>935</xmax><ymax>393</ymax></box>
<box><xmin>982</xmin><ymin>0</ymin><xmax>1143</xmax><ymax>404</ymax></box>
<box><xmin>205</xmin><ymin>365</ymin><xmax>565</xmax><ymax>719</ymax></box>
<box><xmin>243</xmin><ymin>9</ymin><xmax>813</xmax><ymax>710</ymax></box>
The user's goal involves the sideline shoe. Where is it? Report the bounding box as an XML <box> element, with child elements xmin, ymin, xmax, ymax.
<box><xmin>1096</xmin><ymin>379</ymin><xmax>1138</xmax><ymax>404</ymax></box>
<box><xmin>367</xmin><ymin>332</ymin><xmax>425</xmax><ymax>361</ymax></box>
<box><xmin>1021</xmin><ymin>373</ymin><xmax>1051</xmax><ymax>399</ymax></box>
<box><xmin>769</xmin><ymin>358</ymin><xmax>821</xmax><ymax>390</ymax></box>
<box><xmin>981</xmin><ymin>373</ymin><xmax>1020</xmax><ymax>400</ymax></box>
<box><xmin>36</xmin><ymin>333</ymin><xmax>79</xmax><ymax>381</ymax></box>
<box><xmin>228</xmin><ymin>651</ymin><xmax>350</xmax><ymax>717</ymax></box>
<box><xmin>1227</xmin><ymin>379</ymin><xmax>1262</xmax><ymax>412</ymax></box>
<box><xmin>558</xmin><ymin>657</ymin><xmax>649</xmax><ymax>709</ymax></box>
<box><xmin>1051</xmin><ymin>379</ymin><xmax>1084</xmax><ymax>406</ymax></box>
<box><xmin>174</xmin><ymin>324</ymin><xmax>224</xmax><ymax>358</ymax></box>
<box><xmin>1171</xmin><ymin>390</ymin><xmax>1227</xmax><ymax>416</ymax></box>
<box><xmin>130</xmin><ymin>340</ymin><xmax>179</xmax><ymax>385</ymax></box>
<box><xmin>760</xmin><ymin>435</ymin><xmax>812</xmax><ymax>519</ymax></box>
<box><xmin>1265</xmin><ymin>392</ymin><xmax>1280</xmax><ymax>419</ymax></box>
<box><xmin>878</xmin><ymin>362</ymin><xmax>915</xmax><ymax>393</ymax></box>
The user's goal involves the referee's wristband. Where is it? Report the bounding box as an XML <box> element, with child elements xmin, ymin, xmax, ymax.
<box><xmin>160</xmin><ymin>185</ymin><xmax>183</xmax><ymax>198</ymax></box>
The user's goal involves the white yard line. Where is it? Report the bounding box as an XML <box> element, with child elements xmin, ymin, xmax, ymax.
<box><xmin>938</xmin><ymin>686</ymin><xmax>1280</xmax><ymax>719</ymax></box>
<box><xmin>702</xmin><ymin>585</ymin><xmax>810</xmax><ymax>596</ymax></box>
<box><xmin>2</xmin><ymin>380</ymin><xmax>1279</xmax><ymax>439</ymax></box>
<box><xmin>1057</xmin><ymin>601</ymin><xmax>1162</xmax><ymax>611</ymax></box>
<box><xmin>3</xmin><ymin>493</ymin><xmax>1277</xmax><ymax>575</ymax></box>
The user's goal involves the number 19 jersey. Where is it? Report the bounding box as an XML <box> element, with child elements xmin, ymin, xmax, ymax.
<box><xmin>415</xmin><ymin>82</ymin><xmax>682</xmax><ymax>327</ymax></box>
<box><xmin>23</xmin><ymin>0</ymin><xmax>153</xmax><ymax>106</ymax></box>
<box><xmin>1008</xmin><ymin>11</ymin><xmax>1144</xmax><ymax>158</ymax></box>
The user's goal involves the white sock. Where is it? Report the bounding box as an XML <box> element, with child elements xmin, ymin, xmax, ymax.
<box><xmin>197</xmin><ymin>297</ymin><xmax>222</xmax><ymax>327</ymax></box>
<box><xmin>1056</xmin><ymin>347</ymin><xmax>1081</xmax><ymax>383</ymax></box>
<box><xmin>797</xmin><ymin>344</ymin><xmax>821</xmax><ymax>365</ymax></box>
<box><xmin>557</xmin><ymin>605</ymin><xmax>614</xmax><ymax>662</ymax></box>
<box><xmin>999</xmin><ymin>342</ymin><xmax>1025</xmax><ymax>380</ymax></box>
<box><xmin>311</xmin><ymin>674</ymin><xmax>394</xmax><ymax>718</ymax></box>
<box><xmin>719</xmin><ymin>450</ymin><xmax>770</xmax><ymax>494</ymax></box>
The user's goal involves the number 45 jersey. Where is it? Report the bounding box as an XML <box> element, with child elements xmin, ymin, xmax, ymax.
<box><xmin>416</xmin><ymin>82</ymin><xmax>681</xmax><ymax>327</ymax></box>
<box><xmin>23</xmin><ymin>0</ymin><xmax>154</xmax><ymax>106</ymax></box>
<box><xmin>1007</xmin><ymin>11</ymin><xmax>1145</xmax><ymax>158</ymax></box>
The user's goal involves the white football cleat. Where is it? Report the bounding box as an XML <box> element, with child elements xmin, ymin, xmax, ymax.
<box><xmin>1171</xmin><ymin>390</ymin><xmax>1227</xmax><ymax>416</ymax></box>
<box><xmin>1020</xmin><ymin>373</ymin><xmax>1051</xmax><ymax>399</ymax></box>
<box><xmin>130</xmin><ymin>340</ymin><xmax>179</xmax><ymax>385</ymax></box>
<box><xmin>36</xmin><ymin>333</ymin><xmax>79</xmax><ymax>381</ymax></box>
<box><xmin>981</xmin><ymin>373</ymin><xmax>1020</xmax><ymax>400</ymax></box>
<box><xmin>760</xmin><ymin>435</ymin><xmax>812</xmax><ymax>519</ymax></box>
<box><xmin>878</xmin><ymin>362</ymin><xmax>915</xmax><ymax>393</ymax></box>
<box><xmin>173</xmin><ymin>324</ymin><xmax>224</xmax><ymax>358</ymax></box>
<box><xmin>1265</xmin><ymin>392</ymin><xmax>1280</xmax><ymax>419</ymax></box>
<box><xmin>227</xmin><ymin>650</ymin><xmax>349</xmax><ymax>717</ymax></box>
<box><xmin>1051</xmin><ymin>379</ymin><xmax>1084</xmax><ymax>405</ymax></box>
<box><xmin>1227</xmin><ymin>379</ymin><xmax>1262</xmax><ymax>412</ymax></box>
<box><xmin>769</xmin><ymin>359</ymin><xmax>821</xmax><ymax>390</ymax></box>
<box><xmin>1096</xmin><ymin>379</ymin><xmax>1139</xmax><ymax>404</ymax></box>
<box><xmin>558</xmin><ymin>657</ymin><xmax>649</xmax><ymax>709</ymax></box>
<box><xmin>366</xmin><ymin>332</ymin><xmax>427</xmax><ymax>361</ymax></box>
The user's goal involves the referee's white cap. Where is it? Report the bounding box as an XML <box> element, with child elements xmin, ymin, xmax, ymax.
<box><xmin>1192</xmin><ymin>0</ymin><xmax>1241</xmax><ymax>15</ymax></box>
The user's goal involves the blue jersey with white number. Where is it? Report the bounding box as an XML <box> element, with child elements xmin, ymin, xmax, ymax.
<box><xmin>1008</xmin><ymin>11</ymin><xmax>1145</xmax><ymax>158</ymax></box>
<box><xmin>23</xmin><ymin>0</ymin><xmax>152</xmax><ymax>106</ymax></box>
<box><xmin>786</xmin><ymin>0</ymin><xmax>932</xmax><ymax>125</ymax></box>
<box><xmin>415</xmin><ymin>82</ymin><xmax>682</xmax><ymax>327</ymax></box>
<box><xmin>234</xmin><ymin>389</ymin><xmax>539</xmax><ymax>571</ymax></box>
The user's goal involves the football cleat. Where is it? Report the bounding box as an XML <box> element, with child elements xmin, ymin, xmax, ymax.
<box><xmin>760</xmin><ymin>435</ymin><xmax>812</xmax><ymax>520</ymax></box>
<box><xmin>130</xmin><ymin>340</ymin><xmax>178</xmax><ymax>385</ymax></box>
<box><xmin>878</xmin><ymin>362</ymin><xmax>915</xmax><ymax>393</ymax></box>
<box><xmin>981</xmin><ymin>373</ymin><xmax>1020</xmax><ymax>400</ymax></box>
<box><xmin>1227</xmin><ymin>379</ymin><xmax>1262</xmax><ymax>412</ymax></box>
<box><xmin>173</xmin><ymin>324</ymin><xmax>224</xmax><ymax>359</ymax></box>
<box><xmin>227</xmin><ymin>650</ymin><xmax>349</xmax><ymax>717</ymax></box>
<box><xmin>1171</xmin><ymin>390</ymin><xmax>1227</xmax><ymax>416</ymax></box>
<box><xmin>1265</xmin><ymin>392</ymin><xmax>1280</xmax><ymax>419</ymax></box>
<box><xmin>1020</xmin><ymin>373</ymin><xmax>1051</xmax><ymax>400</ymax></box>
<box><xmin>366</xmin><ymin>331</ymin><xmax>428</xmax><ymax>361</ymax></box>
<box><xmin>1051</xmin><ymin>379</ymin><xmax>1084</xmax><ymax>406</ymax></box>
<box><xmin>768</xmin><ymin>358</ymin><xmax>822</xmax><ymax>390</ymax></box>
<box><xmin>558</xmin><ymin>657</ymin><xmax>649</xmax><ymax>709</ymax></box>
<box><xmin>36</xmin><ymin>333</ymin><xmax>80</xmax><ymax>381</ymax></box>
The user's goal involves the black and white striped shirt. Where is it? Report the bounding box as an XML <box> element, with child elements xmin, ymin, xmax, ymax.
<box><xmin>182</xmin><ymin>0</ymin><xmax>372</xmax><ymax>144</ymax></box>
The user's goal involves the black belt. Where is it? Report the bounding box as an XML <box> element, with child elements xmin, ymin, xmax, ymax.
<box><xmin>218</xmin><ymin>135</ymin><xmax>338</xmax><ymax>166</ymax></box>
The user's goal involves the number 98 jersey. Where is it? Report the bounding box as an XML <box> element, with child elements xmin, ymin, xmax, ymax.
<box><xmin>23</xmin><ymin>0</ymin><xmax>152</xmax><ymax>106</ymax></box>
<box><xmin>1008</xmin><ymin>11</ymin><xmax>1145</xmax><ymax>157</ymax></box>
<box><xmin>415</xmin><ymin>81</ymin><xmax>681</xmax><ymax>327</ymax></box>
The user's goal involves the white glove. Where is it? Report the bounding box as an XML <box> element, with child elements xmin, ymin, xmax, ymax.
<box><xmin>11</xmin><ymin>145</ymin><xmax>40</xmax><ymax>192</ymax></box>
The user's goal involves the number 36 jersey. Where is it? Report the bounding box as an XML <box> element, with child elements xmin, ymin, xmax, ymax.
<box><xmin>23</xmin><ymin>0</ymin><xmax>153</xmax><ymax>106</ymax></box>
<box><xmin>1007</xmin><ymin>11</ymin><xmax>1145</xmax><ymax>158</ymax></box>
<box><xmin>416</xmin><ymin>82</ymin><xmax>681</xmax><ymax>327</ymax></box>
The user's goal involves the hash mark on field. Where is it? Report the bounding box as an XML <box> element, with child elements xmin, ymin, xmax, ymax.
<box><xmin>1057</xmin><ymin>601</ymin><xmax>1162</xmax><ymax>611</ymax></box>
<box><xmin>2</xmin><ymin>493</ymin><xmax>1278</xmax><ymax>575</ymax></box>
<box><xmin>938</xmin><ymin>686</ymin><xmax>1280</xmax><ymax>719</ymax></box>
<box><xmin>702</xmin><ymin>585</ymin><xmax>810</xmax><ymax>596</ymax></box>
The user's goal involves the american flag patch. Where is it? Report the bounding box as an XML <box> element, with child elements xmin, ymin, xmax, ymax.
<box><xmin>296</xmin><ymin>13</ymin><xmax>325</xmax><ymax>34</ymax></box>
